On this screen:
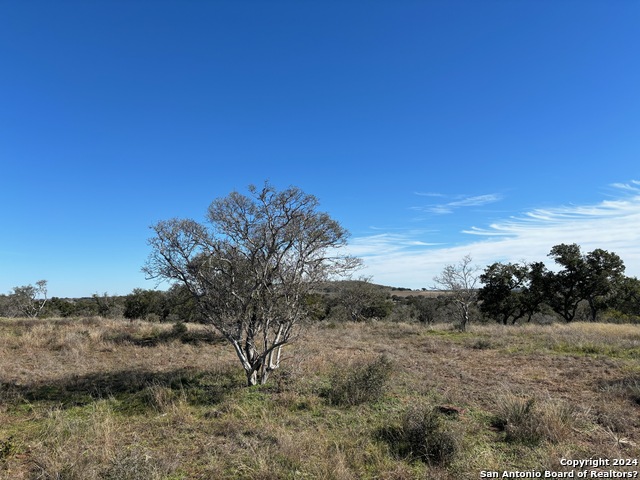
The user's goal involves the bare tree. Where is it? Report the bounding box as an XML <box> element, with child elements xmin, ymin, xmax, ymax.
<box><xmin>144</xmin><ymin>183</ymin><xmax>361</xmax><ymax>386</ymax></box>
<box><xmin>433</xmin><ymin>255</ymin><xmax>479</xmax><ymax>331</ymax></box>
<box><xmin>10</xmin><ymin>280</ymin><xmax>48</xmax><ymax>318</ymax></box>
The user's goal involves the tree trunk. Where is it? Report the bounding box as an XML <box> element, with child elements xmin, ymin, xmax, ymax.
<box><xmin>247</xmin><ymin>369</ymin><xmax>258</xmax><ymax>386</ymax></box>
<box><xmin>588</xmin><ymin>299</ymin><xmax>598</xmax><ymax>322</ymax></box>
<box><xmin>246</xmin><ymin>366</ymin><xmax>272</xmax><ymax>386</ymax></box>
<box><xmin>460</xmin><ymin>308</ymin><xmax>469</xmax><ymax>332</ymax></box>
<box><xmin>462</xmin><ymin>300</ymin><xmax>472</xmax><ymax>331</ymax></box>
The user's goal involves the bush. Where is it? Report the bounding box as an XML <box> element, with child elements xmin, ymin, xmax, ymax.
<box><xmin>325</xmin><ymin>355</ymin><xmax>392</xmax><ymax>406</ymax></box>
<box><xmin>469</xmin><ymin>338</ymin><xmax>493</xmax><ymax>350</ymax></box>
<box><xmin>381</xmin><ymin>405</ymin><xmax>459</xmax><ymax>466</ymax></box>
<box><xmin>402</xmin><ymin>406</ymin><xmax>458</xmax><ymax>465</ymax></box>
<box><xmin>171</xmin><ymin>321</ymin><xmax>188</xmax><ymax>336</ymax></box>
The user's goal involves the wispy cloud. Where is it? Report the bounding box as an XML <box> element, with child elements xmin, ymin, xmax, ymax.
<box><xmin>413</xmin><ymin>193</ymin><xmax>503</xmax><ymax>215</ymax></box>
<box><xmin>449</xmin><ymin>194</ymin><xmax>503</xmax><ymax>208</ymax></box>
<box><xmin>347</xmin><ymin>233</ymin><xmax>441</xmax><ymax>258</ymax></box>
<box><xmin>349</xmin><ymin>182</ymin><xmax>640</xmax><ymax>288</ymax></box>
<box><xmin>609</xmin><ymin>180</ymin><xmax>640</xmax><ymax>192</ymax></box>
<box><xmin>413</xmin><ymin>192</ymin><xmax>446</xmax><ymax>197</ymax></box>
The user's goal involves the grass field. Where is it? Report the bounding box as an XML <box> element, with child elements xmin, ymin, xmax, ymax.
<box><xmin>1</xmin><ymin>318</ymin><xmax>639</xmax><ymax>479</ymax></box>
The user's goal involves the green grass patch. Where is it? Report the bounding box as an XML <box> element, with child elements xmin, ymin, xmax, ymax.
<box><xmin>551</xmin><ymin>341</ymin><xmax>640</xmax><ymax>359</ymax></box>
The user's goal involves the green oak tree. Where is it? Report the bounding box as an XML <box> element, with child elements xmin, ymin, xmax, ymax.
<box><xmin>545</xmin><ymin>244</ymin><xmax>625</xmax><ymax>322</ymax></box>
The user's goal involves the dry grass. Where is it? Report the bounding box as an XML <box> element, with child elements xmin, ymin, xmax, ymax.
<box><xmin>1</xmin><ymin>317</ymin><xmax>639</xmax><ymax>479</ymax></box>
<box><xmin>491</xmin><ymin>393</ymin><xmax>576</xmax><ymax>445</ymax></box>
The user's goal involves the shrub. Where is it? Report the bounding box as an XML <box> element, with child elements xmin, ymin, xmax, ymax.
<box><xmin>171</xmin><ymin>321</ymin><xmax>188</xmax><ymax>336</ymax></box>
<box><xmin>325</xmin><ymin>355</ymin><xmax>392</xmax><ymax>406</ymax></box>
<box><xmin>402</xmin><ymin>406</ymin><xmax>458</xmax><ymax>465</ymax></box>
<box><xmin>469</xmin><ymin>338</ymin><xmax>493</xmax><ymax>350</ymax></box>
<box><xmin>381</xmin><ymin>405</ymin><xmax>459</xmax><ymax>466</ymax></box>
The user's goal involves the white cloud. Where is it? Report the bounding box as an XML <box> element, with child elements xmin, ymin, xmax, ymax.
<box><xmin>349</xmin><ymin>183</ymin><xmax>640</xmax><ymax>288</ymax></box>
<box><xmin>347</xmin><ymin>233</ymin><xmax>441</xmax><ymax>258</ymax></box>
<box><xmin>413</xmin><ymin>192</ymin><xmax>503</xmax><ymax>215</ymax></box>
<box><xmin>413</xmin><ymin>191</ymin><xmax>446</xmax><ymax>197</ymax></box>
<box><xmin>449</xmin><ymin>194</ymin><xmax>503</xmax><ymax>208</ymax></box>
<box><xmin>609</xmin><ymin>180</ymin><xmax>640</xmax><ymax>192</ymax></box>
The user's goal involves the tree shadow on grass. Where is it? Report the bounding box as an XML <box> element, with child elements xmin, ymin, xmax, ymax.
<box><xmin>102</xmin><ymin>327</ymin><xmax>227</xmax><ymax>348</ymax></box>
<box><xmin>0</xmin><ymin>365</ymin><xmax>244</xmax><ymax>413</ymax></box>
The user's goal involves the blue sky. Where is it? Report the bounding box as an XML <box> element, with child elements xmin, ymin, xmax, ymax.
<box><xmin>1</xmin><ymin>1</ymin><xmax>639</xmax><ymax>297</ymax></box>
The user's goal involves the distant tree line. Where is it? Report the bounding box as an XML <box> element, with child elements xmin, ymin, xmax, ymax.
<box><xmin>0</xmin><ymin>284</ymin><xmax>199</xmax><ymax>322</ymax></box>
<box><xmin>0</xmin><ymin>289</ymin><xmax>126</xmax><ymax>319</ymax></box>
<box><xmin>2</xmin><ymin>244</ymin><xmax>638</xmax><ymax>326</ymax></box>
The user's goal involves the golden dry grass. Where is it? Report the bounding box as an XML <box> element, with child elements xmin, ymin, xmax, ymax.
<box><xmin>1</xmin><ymin>317</ymin><xmax>639</xmax><ymax>479</ymax></box>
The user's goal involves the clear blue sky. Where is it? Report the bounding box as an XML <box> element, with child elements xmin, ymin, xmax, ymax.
<box><xmin>1</xmin><ymin>1</ymin><xmax>639</xmax><ymax>297</ymax></box>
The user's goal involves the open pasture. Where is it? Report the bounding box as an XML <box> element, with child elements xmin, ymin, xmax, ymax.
<box><xmin>1</xmin><ymin>318</ymin><xmax>639</xmax><ymax>479</ymax></box>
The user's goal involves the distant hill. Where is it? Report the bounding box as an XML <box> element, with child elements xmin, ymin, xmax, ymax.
<box><xmin>314</xmin><ymin>280</ymin><xmax>441</xmax><ymax>298</ymax></box>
